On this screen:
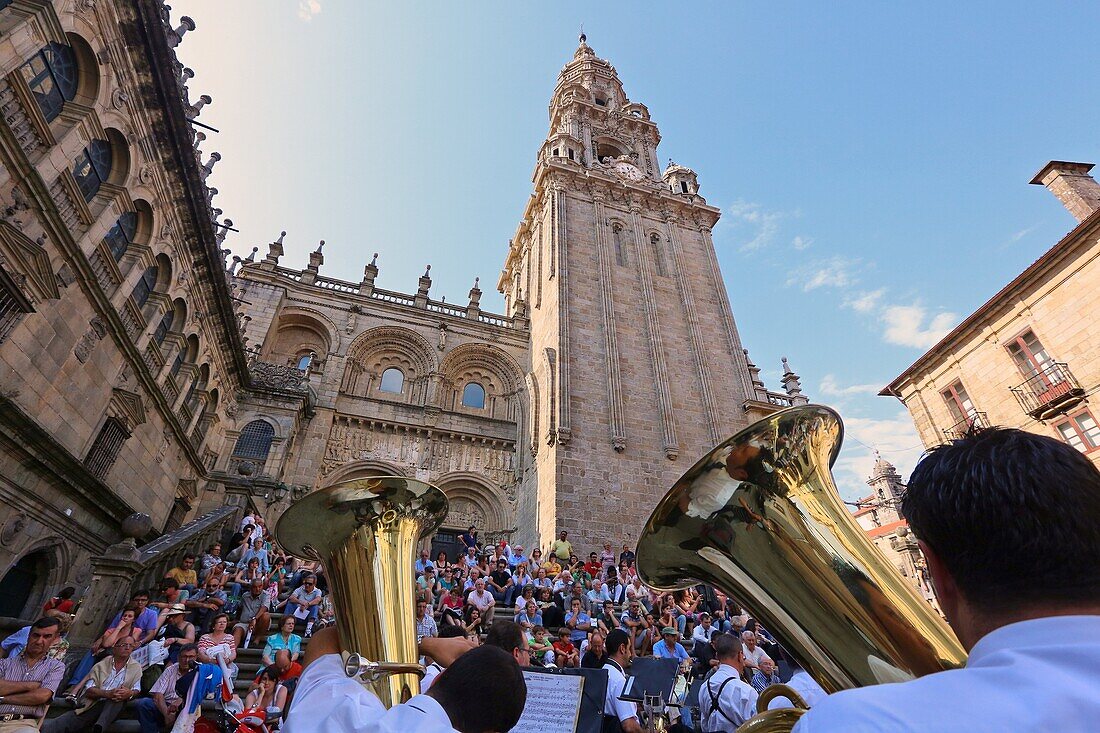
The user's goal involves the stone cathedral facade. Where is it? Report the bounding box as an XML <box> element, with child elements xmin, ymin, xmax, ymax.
<box><xmin>226</xmin><ymin>36</ymin><xmax>808</xmax><ymax>554</ymax></box>
<box><xmin>0</xmin><ymin>3</ymin><xmax>804</xmax><ymax>617</ymax></box>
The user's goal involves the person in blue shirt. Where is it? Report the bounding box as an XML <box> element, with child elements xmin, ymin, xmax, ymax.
<box><xmin>240</xmin><ymin>537</ymin><xmax>270</xmax><ymax>574</ymax></box>
<box><xmin>653</xmin><ymin>627</ymin><xmax>690</xmax><ymax>665</ymax></box>
<box><xmin>414</xmin><ymin>550</ymin><xmax>435</xmax><ymax>576</ymax></box>
<box><xmin>563</xmin><ymin>598</ymin><xmax>593</xmax><ymax>646</ymax></box>
<box><xmin>509</xmin><ymin>544</ymin><xmax>528</xmax><ymax>569</ymax></box>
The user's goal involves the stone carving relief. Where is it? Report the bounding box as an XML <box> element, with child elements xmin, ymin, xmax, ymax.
<box><xmin>0</xmin><ymin>512</ymin><xmax>27</xmax><ymax>546</ymax></box>
<box><xmin>446</xmin><ymin>498</ymin><xmax>485</xmax><ymax>532</ymax></box>
<box><xmin>74</xmin><ymin>316</ymin><xmax>108</xmax><ymax>363</ymax></box>
<box><xmin>322</xmin><ymin>418</ymin><xmax>516</xmax><ymax>489</ymax></box>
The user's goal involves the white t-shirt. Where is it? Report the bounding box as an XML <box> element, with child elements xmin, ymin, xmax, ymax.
<box><xmin>742</xmin><ymin>643</ymin><xmax>768</xmax><ymax>667</ymax></box>
<box><xmin>602</xmin><ymin>659</ymin><xmax>639</xmax><ymax>726</ymax></box>
<box><xmin>792</xmin><ymin>616</ymin><xmax>1100</xmax><ymax>733</ymax></box>
<box><xmin>285</xmin><ymin>654</ymin><xmax>456</xmax><ymax>733</ymax></box>
<box><xmin>419</xmin><ymin>662</ymin><xmax>444</xmax><ymax>694</ymax></box>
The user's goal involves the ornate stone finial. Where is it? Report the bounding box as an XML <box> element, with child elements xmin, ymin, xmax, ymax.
<box><xmin>179</xmin><ymin>66</ymin><xmax>194</xmax><ymax>88</ymax></box>
<box><xmin>200</xmin><ymin>151</ymin><xmax>221</xmax><ymax>181</ymax></box>
<box><xmin>415</xmin><ymin>264</ymin><xmax>433</xmax><ymax>307</ymax></box>
<box><xmin>121</xmin><ymin>512</ymin><xmax>152</xmax><ymax>539</ymax></box>
<box><xmin>244</xmin><ymin>246</ymin><xmax>258</xmax><ymax>263</ymax></box>
<box><xmin>467</xmin><ymin>276</ymin><xmax>483</xmax><ymax>318</ymax></box>
<box><xmin>278</xmin><ymin>231</ymin><xmax>286</xmax><ymax>244</ymax></box>
<box><xmin>315</xmin><ymin>239</ymin><xmax>325</xmax><ymax>253</ymax></box>
<box><xmin>780</xmin><ymin>356</ymin><xmax>807</xmax><ymax>403</ymax></box>
<box><xmin>230</xmin><ymin>254</ymin><xmax>242</xmax><ymax>274</ymax></box>
<box><xmin>423</xmin><ymin>264</ymin><xmax>432</xmax><ymax>278</ymax></box>
<box><xmin>305</xmin><ymin>240</ymin><xmax>324</xmax><ymax>275</ymax></box>
<box><xmin>474</xmin><ymin>276</ymin><xmax>480</xmax><ymax>288</ymax></box>
<box><xmin>187</xmin><ymin>94</ymin><xmax>211</xmax><ymax>119</ymax></box>
<box><xmin>782</xmin><ymin>356</ymin><xmax>792</xmax><ymax>374</ymax></box>
<box><xmin>192</xmin><ymin>130</ymin><xmax>206</xmax><ymax>159</ymax></box>
<box><xmin>205</xmin><ymin>186</ymin><xmax>218</xmax><ymax>208</ymax></box>
<box><xmin>360</xmin><ymin>252</ymin><xmax>379</xmax><ymax>294</ymax></box>
<box><xmin>214</xmin><ymin>218</ymin><xmax>232</xmax><ymax>247</ymax></box>
<box><xmin>370</xmin><ymin>252</ymin><xmax>378</xmax><ymax>266</ymax></box>
<box><xmin>168</xmin><ymin>16</ymin><xmax>195</xmax><ymax>48</ymax></box>
<box><xmin>262</xmin><ymin>230</ymin><xmax>285</xmax><ymax>269</ymax></box>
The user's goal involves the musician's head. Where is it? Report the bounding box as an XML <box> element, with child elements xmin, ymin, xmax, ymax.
<box><xmin>904</xmin><ymin>426</ymin><xmax>1100</xmax><ymax>647</ymax></box>
<box><xmin>429</xmin><ymin>644</ymin><xmax>526</xmax><ymax>733</ymax></box>
<box><xmin>484</xmin><ymin>619</ymin><xmax>531</xmax><ymax>667</ymax></box>
<box><xmin>605</xmin><ymin>629</ymin><xmax>631</xmax><ymax>662</ymax></box>
<box><xmin>713</xmin><ymin>632</ymin><xmax>746</xmax><ymax>671</ymax></box>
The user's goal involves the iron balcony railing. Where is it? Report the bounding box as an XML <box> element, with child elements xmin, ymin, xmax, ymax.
<box><xmin>1009</xmin><ymin>362</ymin><xmax>1085</xmax><ymax>419</ymax></box>
<box><xmin>944</xmin><ymin>411</ymin><xmax>988</xmax><ymax>441</ymax></box>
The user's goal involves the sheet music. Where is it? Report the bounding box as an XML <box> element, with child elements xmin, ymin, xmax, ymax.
<box><xmin>512</xmin><ymin>671</ymin><xmax>585</xmax><ymax>733</ymax></box>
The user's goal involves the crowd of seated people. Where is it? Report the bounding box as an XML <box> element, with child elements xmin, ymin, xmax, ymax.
<box><xmin>0</xmin><ymin>511</ymin><xmax>332</xmax><ymax>732</ymax></box>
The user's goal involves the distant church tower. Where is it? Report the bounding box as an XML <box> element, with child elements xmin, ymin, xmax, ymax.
<box><xmin>500</xmin><ymin>36</ymin><xmax>790</xmax><ymax>550</ymax></box>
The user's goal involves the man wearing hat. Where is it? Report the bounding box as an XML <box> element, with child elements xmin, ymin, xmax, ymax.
<box><xmin>653</xmin><ymin>626</ymin><xmax>690</xmax><ymax>666</ymax></box>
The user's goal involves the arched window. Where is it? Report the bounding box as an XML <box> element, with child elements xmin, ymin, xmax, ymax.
<box><xmin>104</xmin><ymin>212</ymin><xmax>138</xmax><ymax>262</ymax></box>
<box><xmin>650</xmin><ymin>233</ymin><xmax>666</xmax><ymax>276</ymax></box>
<box><xmin>131</xmin><ymin>265</ymin><xmax>157</xmax><ymax>308</ymax></box>
<box><xmin>170</xmin><ymin>346</ymin><xmax>186</xmax><ymax>376</ymax></box>
<box><xmin>153</xmin><ymin>309</ymin><xmax>174</xmax><ymax>345</ymax></box>
<box><xmin>19</xmin><ymin>43</ymin><xmax>77</xmax><ymax>122</ymax></box>
<box><xmin>295</xmin><ymin>353</ymin><xmax>314</xmax><ymax>371</ymax></box>
<box><xmin>379</xmin><ymin>367</ymin><xmax>404</xmax><ymax>394</ymax></box>
<box><xmin>232</xmin><ymin>420</ymin><xmax>275</xmax><ymax>461</ymax></box>
<box><xmin>72</xmin><ymin>139</ymin><xmax>112</xmax><ymax>202</ymax></box>
<box><xmin>612</xmin><ymin>223</ymin><xmax>627</xmax><ymax>267</ymax></box>
<box><xmin>462</xmin><ymin>382</ymin><xmax>485</xmax><ymax>409</ymax></box>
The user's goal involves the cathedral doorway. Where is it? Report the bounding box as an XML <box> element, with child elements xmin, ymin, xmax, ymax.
<box><xmin>0</xmin><ymin>550</ymin><xmax>48</xmax><ymax>618</ymax></box>
<box><xmin>429</xmin><ymin>528</ymin><xmax>465</xmax><ymax>565</ymax></box>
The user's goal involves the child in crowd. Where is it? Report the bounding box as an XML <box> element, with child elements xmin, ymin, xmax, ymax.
<box><xmin>528</xmin><ymin>625</ymin><xmax>556</xmax><ymax>667</ymax></box>
<box><xmin>552</xmin><ymin>627</ymin><xmax>579</xmax><ymax>668</ymax></box>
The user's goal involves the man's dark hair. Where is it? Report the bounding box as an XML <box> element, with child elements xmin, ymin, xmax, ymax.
<box><xmin>161</xmin><ymin>577</ymin><xmax>179</xmax><ymax>590</ymax></box>
<box><xmin>904</xmin><ymin>427</ymin><xmax>1100</xmax><ymax>611</ymax></box>
<box><xmin>712</xmin><ymin>633</ymin><xmax>740</xmax><ymax>659</ymax></box>
<box><xmin>605</xmin><ymin>628</ymin><xmax>630</xmax><ymax>657</ymax></box>
<box><xmin>31</xmin><ymin>616</ymin><xmax>62</xmax><ymax>632</ymax></box>
<box><xmin>438</xmin><ymin>624</ymin><xmax>468</xmax><ymax>639</ymax></box>
<box><xmin>130</xmin><ymin>589</ymin><xmax>150</xmax><ymax>600</ymax></box>
<box><xmin>429</xmin><ymin>645</ymin><xmax>526</xmax><ymax>733</ymax></box>
<box><xmin>484</xmin><ymin>620</ymin><xmax>524</xmax><ymax>654</ymax></box>
<box><xmin>183</xmin><ymin>553</ymin><xmax>196</xmax><ymax>562</ymax></box>
<box><xmin>177</xmin><ymin>643</ymin><xmax>199</xmax><ymax>656</ymax></box>
<box><xmin>58</xmin><ymin>587</ymin><xmax>76</xmax><ymax>600</ymax></box>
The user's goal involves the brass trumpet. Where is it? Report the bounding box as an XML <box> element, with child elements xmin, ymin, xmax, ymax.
<box><xmin>636</xmin><ymin>405</ymin><xmax>966</xmax><ymax>730</ymax></box>
<box><xmin>275</xmin><ymin>475</ymin><xmax>448</xmax><ymax>707</ymax></box>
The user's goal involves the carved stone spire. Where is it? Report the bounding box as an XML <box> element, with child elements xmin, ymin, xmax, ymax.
<box><xmin>781</xmin><ymin>357</ymin><xmax>809</xmax><ymax>405</ymax></box>
<box><xmin>261</xmin><ymin>231</ymin><xmax>285</xmax><ymax>269</ymax></box>
<box><xmin>466</xmin><ymin>276</ymin><xmax>482</xmax><ymax>319</ymax></box>
<box><xmin>360</xmin><ymin>252</ymin><xmax>379</xmax><ymax>295</ymax></box>
<box><xmin>300</xmin><ymin>240</ymin><xmax>324</xmax><ymax>284</ymax></box>
<box><xmin>415</xmin><ymin>264</ymin><xmax>432</xmax><ymax>308</ymax></box>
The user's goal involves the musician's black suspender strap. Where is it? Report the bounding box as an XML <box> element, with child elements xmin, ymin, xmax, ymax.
<box><xmin>705</xmin><ymin>676</ymin><xmax>740</xmax><ymax>730</ymax></box>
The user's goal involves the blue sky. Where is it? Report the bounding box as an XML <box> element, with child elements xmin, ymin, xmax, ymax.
<box><xmin>178</xmin><ymin>2</ymin><xmax>1100</xmax><ymax>500</ymax></box>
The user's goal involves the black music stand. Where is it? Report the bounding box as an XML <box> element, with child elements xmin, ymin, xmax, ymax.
<box><xmin>517</xmin><ymin>665</ymin><xmax>608</xmax><ymax>733</ymax></box>
<box><xmin>619</xmin><ymin>657</ymin><xmax>680</xmax><ymax>705</ymax></box>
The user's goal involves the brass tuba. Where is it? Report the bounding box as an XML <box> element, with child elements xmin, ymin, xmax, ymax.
<box><xmin>275</xmin><ymin>475</ymin><xmax>448</xmax><ymax>707</ymax></box>
<box><xmin>636</xmin><ymin>405</ymin><xmax>966</xmax><ymax>730</ymax></box>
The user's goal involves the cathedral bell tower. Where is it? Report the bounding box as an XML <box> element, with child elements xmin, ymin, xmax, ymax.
<box><xmin>500</xmin><ymin>35</ymin><xmax>761</xmax><ymax>550</ymax></box>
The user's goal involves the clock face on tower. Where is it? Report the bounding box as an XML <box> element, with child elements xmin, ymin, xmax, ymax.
<box><xmin>612</xmin><ymin>160</ymin><xmax>645</xmax><ymax>182</ymax></box>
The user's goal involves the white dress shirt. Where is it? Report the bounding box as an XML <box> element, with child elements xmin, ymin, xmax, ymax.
<box><xmin>742</xmin><ymin>644</ymin><xmax>767</xmax><ymax>667</ymax></box>
<box><xmin>793</xmin><ymin>615</ymin><xmax>1100</xmax><ymax>732</ymax></box>
<box><xmin>603</xmin><ymin>659</ymin><xmax>639</xmax><ymax>726</ymax></box>
<box><xmin>692</xmin><ymin>624</ymin><xmax>717</xmax><ymax>645</ymax></box>
<box><xmin>284</xmin><ymin>654</ymin><xmax>456</xmax><ymax>733</ymax></box>
<box><xmin>698</xmin><ymin>664</ymin><xmax>758</xmax><ymax>732</ymax></box>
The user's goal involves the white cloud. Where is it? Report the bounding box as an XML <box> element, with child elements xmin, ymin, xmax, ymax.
<box><xmin>1008</xmin><ymin>225</ymin><xmax>1035</xmax><ymax>243</ymax></box>
<box><xmin>843</xmin><ymin>288</ymin><xmax>885</xmax><ymax>314</ymax></box>
<box><xmin>786</xmin><ymin>256</ymin><xmax>861</xmax><ymax>292</ymax></box>
<box><xmin>881</xmin><ymin>304</ymin><xmax>958</xmax><ymax>349</ymax></box>
<box><xmin>819</xmin><ymin>374</ymin><xmax>881</xmax><ymax>398</ymax></box>
<box><xmin>298</xmin><ymin>0</ymin><xmax>321</xmax><ymax>20</ymax></box>
<box><xmin>832</xmin><ymin>412</ymin><xmax>925</xmax><ymax>502</ymax></box>
<box><xmin>725</xmin><ymin>199</ymin><xmax>787</xmax><ymax>252</ymax></box>
<box><xmin>792</xmin><ymin>235</ymin><xmax>813</xmax><ymax>250</ymax></box>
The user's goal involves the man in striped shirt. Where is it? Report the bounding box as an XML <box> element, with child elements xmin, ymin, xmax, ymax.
<box><xmin>0</xmin><ymin>617</ymin><xmax>66</xmax><ymax>732</ymax></box>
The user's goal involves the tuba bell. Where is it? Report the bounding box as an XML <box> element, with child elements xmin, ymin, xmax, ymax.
<box><xmin>636</xmin><ymin>405</ymin><xmax>966</xmax><ymax>730</ymax></box>
<box><xmin>275</xmin><ymin>475</ymin><xmax>448</xmax><ymax>707</ymax></box>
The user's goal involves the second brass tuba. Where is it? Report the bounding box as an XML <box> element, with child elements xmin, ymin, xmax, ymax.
<box><xmin>636</xmin><ymin>405</ymin><xmax>966</xmax><ymax>728</ymax></box>
<box><xmin>275</xmin><ymin>475</ymin><xmax>448</xmax><ymax>707</ymax></box>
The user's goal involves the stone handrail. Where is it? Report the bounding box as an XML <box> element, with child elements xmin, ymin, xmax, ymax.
<box><xmin>132</xmin><ymin>505</ymin><xmax>238</xmax><ymax>592</ymax></box>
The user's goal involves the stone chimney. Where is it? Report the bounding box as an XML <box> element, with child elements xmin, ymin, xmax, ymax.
<box><xmin>1030</xmin><ymin>161</ymin><xmax>1100</xmax><ymax>222</ymax></box>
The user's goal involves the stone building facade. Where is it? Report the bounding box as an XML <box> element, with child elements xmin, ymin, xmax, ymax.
<box><xmin>224</xmin><ymin>35</ymin><xmax>808</xmax><ymax>556</ymax></box>
<box><xmin>0</xmin><ymin>6</ymin><xmax>803</xmax><ymax>617</ymax></box>
<box><xmin>851</xmin><ymin>455</ymin><xmax>935</xmax><ymax>605</ymax></box>
<box><xmin>0</xmin><ymin>0</ymin><xmax>287</xmax><ymax>617</ymax></box>
<box><xmin>883</xmin><ymin>161</ymin><xmax>1100</xmax><ymax>466</ymax></box>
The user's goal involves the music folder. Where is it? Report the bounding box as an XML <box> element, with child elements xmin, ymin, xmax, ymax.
<box><xmin>619</xmin><ymin>657</ymin><xmax>679</xmax><ymax>705</ymax></box>
<box><xmin>511</xmin><ymin>665</ymin><xmax>608</xmax><ymax>733</ymax></box>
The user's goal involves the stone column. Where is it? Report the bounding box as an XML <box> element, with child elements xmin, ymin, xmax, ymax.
<box><xmin>65</xmin><ymin>513</ymin><xmax>151</xmax><ymax>665</ymax></box>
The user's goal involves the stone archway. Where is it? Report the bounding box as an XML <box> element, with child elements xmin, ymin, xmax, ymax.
<box><xmin>0</xmin><ymin>541</ymin><xmax>65</xmax><ymax>619</ymax></box>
